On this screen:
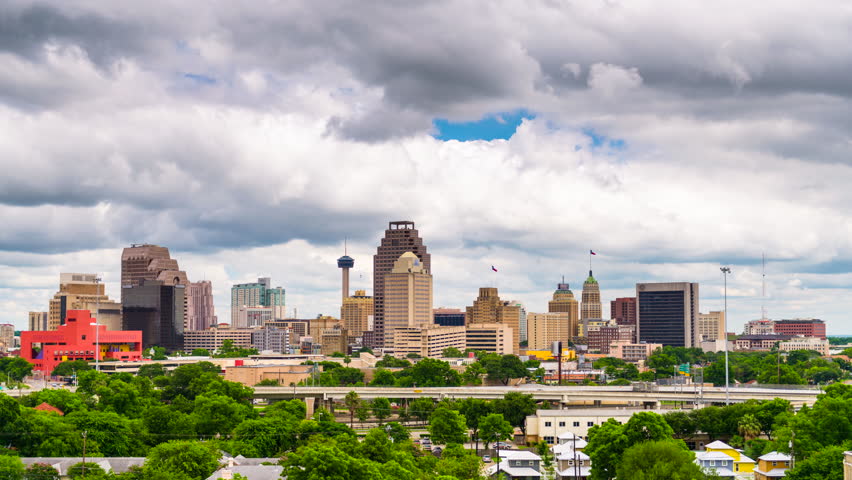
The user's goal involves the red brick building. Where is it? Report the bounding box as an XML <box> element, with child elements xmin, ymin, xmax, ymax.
<box><xmin>773</xmin><ymin>319</ymin><xmax>826</xmax><ymax>339</ymax></box>
<box><xmin>587</xmin><ymin>325</ymin><xmax>635</xmax><ymax>354</ymax></box>
<box><xmin>611</xmin><ymin>297</ymin><xmax>637</xmax><ymax>326</ymax></box>
<box><xmin>21</xmin><ymin>310</ymin><xmax>143</xmax><ymax>373</ymax></box>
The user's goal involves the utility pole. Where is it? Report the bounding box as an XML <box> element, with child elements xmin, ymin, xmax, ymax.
<box><xmin>720</xmin><ymin>266</ymin><xmax>731</xmax><ymax>405</ymax></box>
<box><xmin>81</xmin><ymin>430</ymin><xmax>87</xmax><ymax>479</ymax></box>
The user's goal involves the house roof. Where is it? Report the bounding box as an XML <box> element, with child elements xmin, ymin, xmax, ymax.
<box><xmin>700</xmin><ymin>466</ymin><xmax>736</xmax><ymax>477</ymax></box>
<box><xmin>498</xmin><ymin>450</ymin><xmax>542</xmax><ymax>461</ymax></box>
<box><xmin>695</xmin><ymin>451</ymin><xmax>734</xmax><ymax>462</ymax></box>
<box><xmin>704</xmin><ymin>440</ymin><xmax>733</xmax><ymax>450</ymax></box>
<box><xmin>205</xmin><ymin>465</ymin><xmax>283</xmax><ymax>480</ymax></box>
<box><xmin>759</xmin><ymin>451</ymin><xmax>791</xmax><ymax>462</ymax></box>
<box><xmin>552</xmin><ymin>440</ymin><xmax>587</xmax><ymax>454</ymax></box>
<box><xmin>20</xmin><ymin>457</ymin><xmax>145</xmax><ymax>475</ymax></box>
<box><xmin>34</xmin><ymin>403</ymin><xmax>64</xmax><ymax>415</ymax></box>
<box><xmin>556</xmin><ymin>450</ymin><xmax>590</xmax><ymax>461</ymax></box>
<box><xmin>557</xmin><ymin>466</ymin><xmax>592</xmax><ymax>477</ymax></box>
<box><xmin>488</xmin><ymin>461</ymin><xmax>542</xmax><ymax>478</ymax></box>
<box><xmin>754</xmin><ymin>468</ymin><xmax>789</xmax><ymax>477</ymax></box>
<box><xmin>737</xmin><ymin>454</ymin><xmax>755</xmax><ymax>464</ymax></box>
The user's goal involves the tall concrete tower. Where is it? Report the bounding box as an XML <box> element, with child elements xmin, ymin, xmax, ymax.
<box><xmin>337</xmin><ymin>253</ymin><xmax>354</xmax><ymax>302</ymax></box>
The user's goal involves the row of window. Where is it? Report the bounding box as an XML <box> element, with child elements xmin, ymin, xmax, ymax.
<box><xmin>544</xmin><ymin>421</ymin><xmax>594</xmax><ymax>427</ymax></box>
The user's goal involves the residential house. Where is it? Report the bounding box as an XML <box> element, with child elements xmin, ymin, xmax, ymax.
<box><xmin>487</xmin><ymin>450</ymin><xmax>542</xmax><ymax>479</ymax></box>
<box><xmin>555</xmin><ymin>449</ymin><xmax>591</xmax><ymax>480</ymax></box>
<box><xmin>695</xmin><ymin>451</ymin><xmax>736</xmax><ymax>478</ymax></box>
<box><xmin>754</xmin><ymin>451</ymin><xmax>792</xmax><ymax>480</ymax></box>
<box><xmin>704</xmin><ymin>440</ymin><xmax>756</xmax><ymax>476</ymax></box>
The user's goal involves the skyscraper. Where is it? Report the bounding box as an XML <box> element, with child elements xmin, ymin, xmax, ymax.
<box><xmin>384</xmin><ymin>252</ymin><xmax>433</xmax><ymax>349</ymax></box>
<box><xmin>186</xmin><ymin>280</ymin><xmax>217</xmax><ymax>331</ymax></box>
<box><xmin>526</xmin><ymin>312</ymin><xmax>571</xmax><ymax>350</ymax></box>
<box><xmin>28</xmin><ymin>312</ymin><xmax>48</xmax><ymax>331</ymax></box>
<box><xmin>697</xmin><ymin>311</ymin><xmax>725</xmax><ymax>342</ymax></box>
<box><xmin>121</xmin><ymin>244</ymin><xmax>188</xmax><ymax>288</ymax></box>
<box><xmin>230</xmin><ymin>277</ymin><xmax>286</xmax><ymax>324</ymax></box>
<box><xmin>611</xmin><ymin>297</ymin><xmax>637</xmax><ymax>326</ymax></box>
<box><xmin>48</xmin><ymin>273</ymin><xmax>122</xmax><ymax>331</ymax></box>
<box><xmin>548</xmin><ymin>282</ymin><xmax>580</xmax><ymax>338</ymax></box>
<box><xmin>466</xmin><ymin>287</ymin><xmax>521</xmax><ymax>354</ymax></box>
<box><xmin>372</xmin><ymin>221</ymin><xmax>431</xmax><ymax>348</ymax></box>
<box><xmin>341</xmin><ymin>290</ymin><xmax>374</xmax><ymax>338</ymax></box>
<box><xmin>636</xmin><ymin>282</ymin><xmax>699</xmax><ymax>347</ymax></box>
<box><xmin>580</xmin><ymin>271</ymin><xmax>602</xmax><ymax>321</ymax></box>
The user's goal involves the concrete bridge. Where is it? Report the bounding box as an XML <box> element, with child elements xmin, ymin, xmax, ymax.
<box><xmin>254</xmin><ymin>384</ymin><xmax>821</xmax><ymax>410</ymax></box>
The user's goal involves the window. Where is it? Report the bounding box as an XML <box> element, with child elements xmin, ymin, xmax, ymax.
<box><xmin>545</xmin><ymin>421</ymin><xmax>551</xmax><ymax>427</ymax></box>
<box><xmin>543</xmin><ymin>436</ymin><xmax>554</xmax><ymax>444</ymax></box>
<box><xmin>559</xmin><ymin>422</ymin><xmax>566</xmax><ymax>427</ymax></box>
<box><xmin>772</xmin><ymin>462</ymin><xmax>777</xmax><ymax>467</ymax></box>
<box><xmin>587</xmin><ymin>421</ymin><xmax>594</xmax><ymax>426</ymax></box>
<box><xmin>573</xmin><ymin>421</ymin><xmax>580</xmax><ymax>427</ymax></box>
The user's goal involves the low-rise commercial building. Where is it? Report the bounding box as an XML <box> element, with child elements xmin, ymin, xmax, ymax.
<box><xmin>183</xmin><ymin>326</ymin><xmax>254</xmax><ymax>353</ymax></box>
<box><xmin>608</xmin><ymin>341</ymin><xmax>662</xmax><ymax>363</ymax></box>
<box><xmin>779</xmin><ymin>336</ymin><xmax>829</xmax><ymax>356</ymax></box>
<box><xmin>735</xmin><ymin>335</ymin><xmax>790</xmax><ymax>351</ymax></box>
<box><xmin>392</xmin><ymin>325</ymin><xmax>466</xmax><ymax>358</ymax></box>
<box><xmin>774</xmin><ymin>319</ymin><xmax>826</xmax><ymax>339</ymax></box>
<box><xmin>224</xmin><ymin>364</ymin><xmax>313</xmax><ymax>387</ymax></box>
<box><xmin>525</xmin><ymin>408</ymin><xmax>643</xmax><ymax>444</ymax></box>
<box><xmin>466</xmin><ymin>323</ymin><xmax>513</xmax><ymax>355</ymax></box>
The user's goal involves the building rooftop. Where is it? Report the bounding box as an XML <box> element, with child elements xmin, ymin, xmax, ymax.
<box><xmin>705</xmin><ymin>440</ymin><xmax>734</xmax><ymax>450</ymax></box>
<box><xmin>759</xmin><ymin>451</ymin><xmax>791</xmax><ymax>462</ymax></box>
<box><xmin>498</xmin><ymin>450</ymin><xmax>542</xmax><ymax>461</ymax></box>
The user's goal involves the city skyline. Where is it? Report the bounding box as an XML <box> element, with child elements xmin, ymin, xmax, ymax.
<box><xmin>3</xmin><ymin>2</ymin><xmax>852</xmax><ymax>334</ymax></box>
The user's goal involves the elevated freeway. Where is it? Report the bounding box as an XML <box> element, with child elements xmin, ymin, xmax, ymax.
<box><xmin>253</xmin><ymin>384</ymin><xmax>821</xmax><ymax>408</ymax></box>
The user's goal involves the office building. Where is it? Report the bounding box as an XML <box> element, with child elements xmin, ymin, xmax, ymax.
<box><xmin>28</xmin><ymin>312</ymin><xmax>48</xmax><ymax>331</ymax></box>
<box><xmin>509</xmin><ymin>300</ymin><xmax>527</xmax><ymax>343</ymax></box>
<box><xmin>121</xmin><ymin>244</ymin><xmax>188</xmax><ymax>288</ymax></box>
<box><xmin>230</xmin><ymin>277</ymin><xmax>286</xmax><ymax>324</ymax></box>
<box><xmin>433</xmin><ymin>308</ymin><xmax>465</xmax><ymax>327</ymax></box>
<box><xmin>264</xmin><ymin>319</ymin><xmax>309</xmax><ymax>340</ymax></box>
<box><xmin>186</xmin><ymin>280</ymin><xmax>217</xmax><ymax>331</ymax></box>
<box><xmin>735</xmin><ymin>334</ymin><xmax>790</xmax><ymax>351</ymax></box>
<box><xmin>392</xmin><ymin>325</ymin><xmax>466</xmax><ymax>358</ymax></box>
<box><xmin>608</xmin><ymin>341</ymin><xmax>663</xmax><ymax>363</ymax></box>
<box><xmin>372</xmin><ymin>221</ymin><xmax>431</xmax><ymax>348</ymax></box>
<box><xmin>337</xmin><ymin>252</ymin><xmax>354</xmax><ymax>302</ymax></box>
<box><xmin>21</xmin><ymin>310</ymin><xmax>143</xmax><ymax>373</ymax></box>
<box><xmin>610</xmin><ymin>297</ymin><xmax>637</xmax><ymax>326</ymax></box>
<box><xmin>697</xmin><ymin>311</ymin><xmax>726</xmax><ymax>342</ymax></box>
<box><xmin>384</xmin><ymin>252</ymin><xmax>433</xmax><ymax>349</ymax></box>
<box><xmin>309</xmin><ymin>315</ymin><xmax>341</xmax><ymax>338</ymax></box>
<box><xmin>318</xmin><ymin>326</ymin><xmax>349</xmax><ymax>356</ymax></box>
<box><xmin>183</xmin><ymin>326</ymin><xmax>254</xmax><ymax>354</ymax></box>
<box><xmin>236</xmin><ymin>306</ymin><xmax>274</xmax><ymax>328</ymax></box>
<box><xmin>0</xmin><ymin>324</ymin><xmax>14</xmax><ymax>352</ymax></box>
<box><xmin>587</xmin><ymin>324</ymin><xmax>635</xmax><ymax>354</ymax></box>
<box><xmin>774</xmin><ymin>319</ymin><xmax>826</xmax><ymax>339</ymax></box>
<box><xmin>466</xmin><ymin>323</ymin><xmax>513</xmax><ymax>354</ymax></box>
<box><xmin>527</xmin><ymin>312</ymin><xmax>571</xmax><ymax>351</ymax></box>
<box><xmin>779</xmin><ymin>336</ymin><xmax>829</xmax><ymax>356</ymax></box>
<box><xmin>744</xmin><ymin>319</ymin><xmax>775</xmax><ymax>336</ymax></box>
<box><xmin>251</xmin><ymin>326</ymin><xmax>292</xmax><ymax>354</ymax></box>
<box><xmin>636</xmin><ymin>282</ymin><xmax>699</xmax><ymax>347</ymax></box>
<box><xmin>548</xmin><ymin>282</ymin><xmax>580</xmax><ymax>338</ymax></box>
<box><xmin>122</xmin><ymin>280</ymin><xmax>185</xmax><ymax>351</ymax></box>
<box><xmin>580</xmin><ymin>271</ymin><xmax>602</xmax><ymax>322</ymax></box>
<box><xmin>48</xmin><ymin>273</ymin><xmax>122</xmax><ymax>331</ymax></box>
<box><xmin>341</xmin><ymin>290</ymin><xmax>374</xmax><ymax>337</ymax></box>
<box><xmin>466</xmin><ymin>287</ymin><xmax>521</xmax><ymax>353</ymax></box>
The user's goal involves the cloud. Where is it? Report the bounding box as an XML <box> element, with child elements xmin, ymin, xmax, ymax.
<box><xmin>587</xmin><ymin>63</ymin><xmax>643</xmax><ymax>99</ymax></box>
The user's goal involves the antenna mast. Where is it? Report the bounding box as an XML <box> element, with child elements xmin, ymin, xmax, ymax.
<box><xmin>761</xmin><ymin>253</ymin><xmax>766</xmax><ymax>320</ymax></box>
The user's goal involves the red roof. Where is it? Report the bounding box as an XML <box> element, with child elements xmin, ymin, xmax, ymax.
<box><xmin>34</xmin><ymin>402</ymin><xmax>64</xmax><ymax>416</ymax></box>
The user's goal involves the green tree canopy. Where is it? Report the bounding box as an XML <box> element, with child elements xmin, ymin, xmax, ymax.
<box><xmin>478</xmin><ymin>413</ymin><xmax>513</xmax><ymax>450</ymax></box>
<box><xmin>785</xmin><ymin>445</ymin><xmax>846</xmax><ymax>480</ymax></box>
<box><xmin>50</xmin><ymin>359</ymin><xmax>91</xmax><ymax>377</ymax></box>
<box><xmin>143</xmin><ymin>440</ymin><xmax>220</xmax><ymax>480</ymax></box>
<box><xmin>427</xmin><ymin>407</ymin><xmax>468</xmax><ymax>445</ymax></box>
<box><xmin>0</xmin><ymin>455</ymin><xmax>24</xmax><ymax>480</ymax></box>
<box><xmin>371</xmin><ymin>397</ymin><xmax>392</xmax><ymax>425</ymax></box>
<box><xmin>616</xmin><ymin>440</ymin><xmax>707</xmax><ymax>480</ymax></box>
<box><xmin>442</xmin><ymin>347</ymin><xmax>465</xmax><ymax>358</ymax></box>
<box><xmin>24</xmin><ymin>463</ymin><xmax>59</xmax><ymax>480</ymax></box>
<box><xmin>492</xmin><ymin>392</ymin><xmax>536</xmax><ymax>436</ymax></box>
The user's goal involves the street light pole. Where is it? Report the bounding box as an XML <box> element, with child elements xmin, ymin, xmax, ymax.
<box><xmin>720</xmin><ymin>267</ymin><xmax>731</xmax><ymax>405</ymax></box>
<box><xmin>94</xmin><ymin>276</ymin><xmax>102</xmax><ymax>372</ymax></box>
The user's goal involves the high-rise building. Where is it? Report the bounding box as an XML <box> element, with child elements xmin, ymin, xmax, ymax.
<box><xmin>230</xmin><ymin>277</ymin><xmax>286</xmax><ymax>324</ymax></box>
<box><xmin>465</xmin><ymin>323</ymin><xmax>513</xmax><ymax>355</ymax></box>
<box><xmin>186</xmin><ymin>280</ymin><xmax>217</xmax><ymax>331</ymax></box>
<box><xmin>610</xmin><ymin>297</ymin><xmax>637</xmax><ymax>326</ymax></box>
<box><xmin>466</xmin><ymin>287</ymin><xmax>521</xmax><ymax>354</ymax></box>
<box><xmin>581</xmin><ymin>271</ymin><xmax>602</xmax><ymax>322</ymax></box>
<box><xmin>773</xmin><ymin>319</ymin><xmax>826</xmax><ymax>339</ymax></box>
<box><xmin>121</xmin><ymin>245</ymin><xmax>188</xmax><ymax>288</ymax></box>
<box><xmin>0</xmin><ymin>324</ymin><xmax>14</xmax><ymax>352</ymax></box>
<box><xmin>48</xmin><ymin>273</ymin><xmax>122</xmax><ymax>331</ymax></box>
<box><xmin>236</xmin><ymin>306</ymin><xmax>274</xmax><ymax>328</ymax></box>
<box><xmin>337</xmin><ymin>253</ymin><xmax>354</xmax><ymax>302</ymax></box>
<box><xmin>28</xmin><ymin>312</ymin><xmax>48</xmax><ymax>331</ymax></box>
<box><xmin>548</xmin><ymin>283</ymin><xmax>580</xmax><ymax>338</ymax></box>
<box><xmin>372</xmin><ymin>221</ymin><xmax>431</xmax><ymax>348</ymax></box>
<box><xmin>309</xmin><ymin>315</ymin><xmax>341</xmax><ymax>338</ymax></box>
<box><xmin>509</xmin><ymin>300</ymin><xmax>527</xmax><ymax>343</ymax></box>
<box><xmin>697</xmin><ymin>311</ymin><xmax>726</xmax><ymax>342</ymax></box>
<box><xmin>636</xmin><ymin>282</ymin><xmax>699</xmax><ymax>347</ymax></box>
<box><xmin>526</xmin><ymin>312</ymin><xmax>571</xmax><ymax>351</ymax></box>
<box><xmin>122</xmin><ymin>280</ymin><xmax>185</xmax><ymax>351</ymax></box>
<box><xmin>433</xmin><ymin>308</ymin><xmax>465</xmax><ymax>327</ymax></box>
<box><xmin>251</xmin><ymin>326</ymin><xmax>292</xmax><ymax>354</ymax></box>
<box><xmin>744</xmin><ymin>319</ymin><xmax>775</xmax><ymax>336</ymax></box>
<box><xmin>384</xmin><ymin>252</ymin><xmax>433</xmax><ymax>349</ymax></box>
<box><xmin>341</xmin><ymin>290</ymin><xmax>374</xmax><ymax>338</ymax></box>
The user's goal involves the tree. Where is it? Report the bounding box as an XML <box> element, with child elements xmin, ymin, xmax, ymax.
<box><xmin>282</xmin><ymin>440</ymin><xmax>384</xmax><ymax>480</ymax></box>
<box><xmin>428</xmin><ymin>407</ymin><xmax>468</xmax><ymax>445</ymax></box>
<box><xmin>375</xmin><ymin>356</ymin><xmax>411</xmax><ymax>368</ymax></box>
<box><xmin>67</xmin><ymin>463</ymin><xmax>107</xmax><ymax>480</ymax></box>
<box><xmin>50</xmin><ymin>359</ymin><xmax>91</xmax><ymax>377</ymax></box>
<box><xmin>478</xmin><ymin>413</ymin><xmax>513</xmax><ymax>450</ymax></box>
<box><xmin>586</xmin><ymin>413</ymin><xmax>676</xmax><ymax>480</ymax></box>
<box><xmin>442</xmin><ymin>347</ymin><xmax>465</xmax><ymax>358</ymax></box>
<box><xmin>461</xmin><ymin>362</ymin><xmax>486</xmax><ymax>386</ymax></box>
<box><xmin>142</xmin><ymin>405</ymin><xmax>195</xmax><ymax>445</ymax></box>
<box><xmin>255</xmin><ymin>379</ymin><xmax>279</xmax><ymax>386</ymax></box>
<box><xmin>24</xmin><ymin>463</ymin><xmax>59</xmax><ymax>480</ymax></box>
<box><xmin>344</xmin><ymin>391</ymin><xmax>362</xmax><ymax>427</ymax></box>
<box><xmin>785</xmin><ymin>445</ymin><xmax>845</xmax><ymax>480</ymax></box>
<box><xmin>192</xmin><ymin>394</ymin><xmax>256</xmax><ymax>436</ymax></box>
<box><xmin>385</xmin><ymin>422</ymin><xmax>410</xmax><ymax>443</ymax></box>
<box><xmin>0</xmin><ymin>456</ymin><xmax>24</xmax><ymax>480</ymax></box>
<box><xmin>482</xmin><ymin>354</ymin><xmax>528</xmax><ymax>385</ymax></box>
<box><xmin>457</xmin><ymin>398</ymin><xmax>491</xmax><ymax>451</ymax></box>
<box><xmin>616</xmin><ymin>440</ymin><xmax>707</xmax><ymax>480</ymax></box>
<box><xmin>434</xmin><ymin>443</ymin><xmax>482</xmax><ymax>479</ymax></box>
<box><xmin>191</xmin><ymin>348</ymin><xmax>210</xmax><ymax>356</ymax></box>
<box><xmin>492</xmin><ymin>392</ymin><xmax>536</xmax><ymax>437</ymax></box>
<box><xmin>145</xmin><ymin>346</ymin><xmax>168</xmax><ymax>360</ymax></box>
<box><xmin>737</xmin><ymin>414</ymin><xmax>761</xmax><ymax>441</ymax></box>
<box><xmin>409</xmin><ymin>397</ymin><xmax>435</xmax><ymax>424</ymax></box>
<box><xmin>370</xmin><ymin>369</ymin><xmax>397</xmax><ymax>387</ymax></box>
<box><xmin>331</xmin><ymin>367</ymin><xmax>364</xmax><ymax>386</ymax></box>
<box><xmin>136</xmin><ymin>363</ymin><xmax>166</xmax><ymax>378</ymax></box>
<box><xmin>409</xmin><ymin>358</ymin><xmax>461</xmax><ymax>387</ymax></box>
<box><xmin>371</xmin><ymin>397</ymin><xmax>392</xmax><ymax>425</ymax></box>
<box><xmin>0</xmin><ymin>357</ymin><xmax>33</xmax><ymax>385</ymax></box>
<box><xmin>143</xmin><ymin>441</ymin><xmax>220</xmax><ymax>480</ymax></box>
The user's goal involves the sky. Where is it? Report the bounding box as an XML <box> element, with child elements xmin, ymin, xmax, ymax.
<box><xmin>2</xmin><ymin>1</ymin><xmax>852</xmax><ymax>334</ymax></box>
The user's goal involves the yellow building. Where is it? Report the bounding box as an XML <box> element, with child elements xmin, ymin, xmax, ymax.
<box><xmin>705</xmin><ymin>440</ymin><xmax>755</xmax><ymax>474</ymax></box>
<box><xmin>548</xmin><ymin>282</ymin><xmax>580</xmax><ymax>337</ymax></box>
<box><xmin>48</xmin><ymin>273</ymin><xmax>122</xmax><ymax>331</ymax></box>
<box><xmin>466</xmin><ymin>323</ymin><xmax>513</xmax><ymax>355</ymax></box>
<box><xmin>524</xmin><ymin>349</ymin><xmax>576</xmax><ymax>361</ymax></box>
<box><xmin>697</xmin><ymin>311</ymin><xmax>726</xmax><ymax>342</ymax></box>
<box><xmin>580</xmin><ymin>271</ymin><xmax>602</xmax><ymax>322</ymax></box>
<box><xmin>384</xmin><ymin>252</ymin><xmax>433</xmax><ymax>349</ymax></box>
<box><xmin>466</xmin><ymin>287</ymin><xmax>521</xmax><ymax>354</ymax></box>
<box><xmin>319</xmin><ymin>326</ymin><xmax>349</xmax><ymax>356</ymax></box>
<box><xmin>527</xmin><ymin>312</ymin><xmax>571</xmax><ymax>351</ymax></box>
<box><xmin>341</xmin><ymin>290</ymin><xmax>374</xmax><ymax>338</ymax></box>
<box><xmin>754</xmin><ymin>451</ymin><xmax>790</xmax><ymax>479</ymax></box>
<box><xmin>392</xmin><ymin>325</ymin><xmax>466</xmax><ymax>358</ymax></box>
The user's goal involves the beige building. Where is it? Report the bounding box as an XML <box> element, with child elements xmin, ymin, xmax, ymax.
<box><xmin>265</xmin><ymin>319</ymin><xmax>309</xmax><ymax>339</ymax></box>
<box><xmin>183</xmin><ymin>326</ymin><xmax>254</xmax><ymax>353</ymax></box>
<box><xmin>843</xmin><ymin>451</ymin><xmax>851</xmax><ymax>480</ymax></box>
<box><xmin>319</xmin><ymin>326</ymin><xmax>349</xmax><ymax>356</ymax></box>
<box><xmin>466</xmin><ymin>323</ymin><xmax>513</xmax><ymax>355</ymax></box>
<box><xmin>745</xmin><ymin>319</ymin><xmax>775</xmax><ymax>335</ymax></box>
<box><xmin>48</xmin><ymin>273</ymin><xmax>122</xmax><ymax>331</ymax></box>
<box><xmin>697</xmin><ymin>311</ymin><xmax>726</xmax><ymax>342</ymax></box>
<box><xmin>580</xmin><ymin>271</ymin><xmax>602</xmax><ymax>322</ymax></box>
<box><xmin>608</xmin><ymin>341</ymin><xmax>663</xmax><ymax>363</ymax></box>
<box><xmin>236</xmin><ymin>306</ymin><xmax>274</xmax><ymax>328</ymax></box>
<box><xmin>548</xmin><ymin>283</ymin><xmax>580</xmax><ymax>338</ymax></box>
<box><xmin>527</xmin><ymin>312</ymin><xmax>572</xmax><ymax>351</ymax></box>
<box><xmin>779</xmin><ymin>336</ymin><xmax>829</xmax><ymax>356</ymax></box>
<box><xmin>28</xmin><ymin>312</ymin><xmax>48</xmax><ymax>331</ymax></box>
<box><xmin>0</xmin><ymin>324</ymin><xmax>14</xmax><ymax>352</ymax></box>
<box><xmin>466</xmin><ymin>287</ymin><xmax>521</xmax><ymax>353</ymax></box>
<box><xmin>392</xmin><ymin>325</ymin><xmax>466</xmax><ymax>358</ymax></box>
<box><xmin>526</xmin><ymin>408</ymin><xmax>639</xmax><ymax>443</ymax></box>
<box><xmin>341</xmin><ymin>290</ymin><xmax>374</xmax><ymax>338</ymax></box>
<box><xmin>225</xmin><ymin>364</ymin><xmax>313</xmax><ymax>387</ymax></box>
<box><xmin>309</xmin><ymin>315</ymin><xmax>341</xmax><ymax>338</ymax></box>
<box><xmin>186</xmin><ymin>280</ymin><xmax>217</xmax><ymax>331</ymax></box>
<box><xmin>384</xmin><ymin>252</ymin><xmax>433</xmax><ymax>349</ymax></box>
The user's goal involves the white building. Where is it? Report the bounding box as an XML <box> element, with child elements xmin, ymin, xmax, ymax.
<box><xmin>525</xmin><ymin>408</ymin><xmax>645</xmax><ymax>444</ymax></box>
<box><xmin>779</xmin><ymin>336</ymin><xmax>829</xmax><ymax>356</ymax></box>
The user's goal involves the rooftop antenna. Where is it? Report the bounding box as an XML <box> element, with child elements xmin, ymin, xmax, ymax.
<box><xmin>344</xmin><ymin>237</ymin><xmax>348</xmax><ymax>256</ymax></box>
<box><xmin>761</xmin><ymin>253</ymin><xmax>767</xmax><ymax>320</ymax></box>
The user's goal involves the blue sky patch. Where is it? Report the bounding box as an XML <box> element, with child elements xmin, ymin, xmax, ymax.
<box><xmin>579</xmin><ymin>127</ymin><xmax>627</xmax><ymax>152</ymax></box>
<box><xmin>433</xmin><ymin>109</ymin><xmax>535</xmax><ymax>141</ymax></box>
